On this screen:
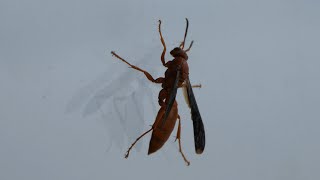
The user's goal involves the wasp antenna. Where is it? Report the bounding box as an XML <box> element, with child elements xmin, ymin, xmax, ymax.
<box><xmin>185</xmin><ymin>40</ymin><xmax>194</xmax><ymax>52</ymax></box>
<box><xmin>180</xmin><ymin>18</ymin><xmax>189</xmax><ymax>50</ymax></box>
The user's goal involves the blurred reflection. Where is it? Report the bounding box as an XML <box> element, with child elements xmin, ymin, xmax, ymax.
<box><xmin>66</xmin><ymin>46</ymin><xmax>163</xmax><ymax>152</ymax></box>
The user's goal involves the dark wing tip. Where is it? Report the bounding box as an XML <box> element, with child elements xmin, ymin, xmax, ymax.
<box><xmin>186</xmin><ymin>78</ymin><xmax>206</xmax><ymax>154</ymax></box>
<box><xmin>196</xmin><ymin>148</ymin><xmax>204</xmax><ymax>154</ymax></box>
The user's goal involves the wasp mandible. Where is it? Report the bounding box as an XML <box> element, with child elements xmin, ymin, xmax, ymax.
<box><xmin>111</xmin><ymin>18</ymin><xmax>205</xmax><ymax>166</ymax></box>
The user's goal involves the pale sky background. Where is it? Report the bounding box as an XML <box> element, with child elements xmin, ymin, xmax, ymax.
<box><xmin>1</xmin><ymin>0</ymin><xmax>320</xmax><ymax>179</ymax></box>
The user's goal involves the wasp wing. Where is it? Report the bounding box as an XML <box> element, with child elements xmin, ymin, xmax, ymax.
<box><xmin>184</xmin><ymin>78</ymin><xmax>205</xmax><ymax>154</ymax></box>
<box><xmin>160</xmin><ymin>69</ymin><xmax>180</xmax><ymax>127</ymax></box>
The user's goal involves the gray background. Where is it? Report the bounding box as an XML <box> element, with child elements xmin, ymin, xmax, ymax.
<box><xmin>1</xmin><ymin>0</ymin><xmax>320</xmax><ymax>179</ymax></box>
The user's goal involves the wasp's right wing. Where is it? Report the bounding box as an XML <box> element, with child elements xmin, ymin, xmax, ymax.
<box><xmin>183</xmin><ymin>78</ymin><xmax>205</xmax><ymax>154</ymax></box>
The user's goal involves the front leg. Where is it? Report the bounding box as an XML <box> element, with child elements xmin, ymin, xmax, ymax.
<box><xmin>111</xmin><ymin>51</ymin><xmax>164</xmax><ymax>84</ymax></box>
<box><xmin>158</xmin><ymin>20</ymin><xmax>167</xmax><ymax>67</ymax></box>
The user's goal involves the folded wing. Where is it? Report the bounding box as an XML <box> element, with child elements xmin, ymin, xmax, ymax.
<box><xmin>183</xmin><ymin>78</ymin><xmax>205</xmax><ymax>154</ymax></box>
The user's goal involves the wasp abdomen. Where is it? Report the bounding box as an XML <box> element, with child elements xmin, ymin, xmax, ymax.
<box><xmin>148</xmin><ymin>101</ymin><xmax>178</xmax><ymax>154</ymax></box>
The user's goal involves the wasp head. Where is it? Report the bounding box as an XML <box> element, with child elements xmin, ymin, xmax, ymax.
<box><xmin>170</xmin><ymin>47</ymin><xmax>188</xmax><ymax>60</ymax></box>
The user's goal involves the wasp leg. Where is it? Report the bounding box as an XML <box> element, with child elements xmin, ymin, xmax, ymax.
<box><xmin>125</xmin><ymin>128</ymin><xmax>153</xmax><ymax>159</ymax></box>
<box><xmin>111</xmin><ymin>51</ymin><xmax>164</xmax><ymax>83</ymax></box>
<box><xmin>175</xmin><ymin>115</ymin><xmax>190</xmax><ymax>166</ymax></box>
<box><xmin>158</xmin><ymin>20</ymin><xmax>167</xmax><ymax>67</ymax></box>
<box><xmin>191</xmin><ymin>84</ymin><xmax>201</xmax><ymax>88</ymax></box>
<box><xmin>180</xmin><ymin>83</ymin><xmax>202</xmax><ymax>89</ymax></box>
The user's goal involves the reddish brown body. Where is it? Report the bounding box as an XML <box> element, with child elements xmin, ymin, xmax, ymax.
<box><xmin>148</xmin><ymin>101</ymin><xmax>178</xmax><ymax>154</ymax></box>
<box><xmin>111</xmin><ymin>19</ymin><xmax>203</xmax><ymax>166</ymax></box>
<box><xmin>148</xmin><ymin>51</ymin><xmax>189</xmax><ymax>153</ymax></box>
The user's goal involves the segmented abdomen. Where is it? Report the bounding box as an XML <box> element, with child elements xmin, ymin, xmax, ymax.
<box><xmin>148</xmin><ymin>101</ymin><xmax>178</xmax><ymax>154</ymax></box>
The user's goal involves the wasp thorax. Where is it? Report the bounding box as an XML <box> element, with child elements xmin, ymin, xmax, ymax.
<box><xmin>170</xmin><ymin>47</ymin><xmax>188</xmax><ymax>60</ymax></box>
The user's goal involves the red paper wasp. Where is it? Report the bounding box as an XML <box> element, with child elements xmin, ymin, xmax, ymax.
<box><xmin>111</xmin><ymin>18</ymin><xmax>205</xmax><ymax>165</ymax></box>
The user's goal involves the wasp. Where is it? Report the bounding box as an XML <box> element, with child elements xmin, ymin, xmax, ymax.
<box><xmin>111</xmin><ymin>18</ymin><xmax>205</xmax><ymax>165</ymax></box>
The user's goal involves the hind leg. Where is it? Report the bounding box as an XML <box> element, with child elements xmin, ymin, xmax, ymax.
<box><xmin>125</xmin><ymin>128</ymin><xmax>153</xmax><ymax>158</ymax></box>
<box><xmin>175</xmin><ymin>115</ymin><xmax>190</xmax><ymax>166</ymax></box>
